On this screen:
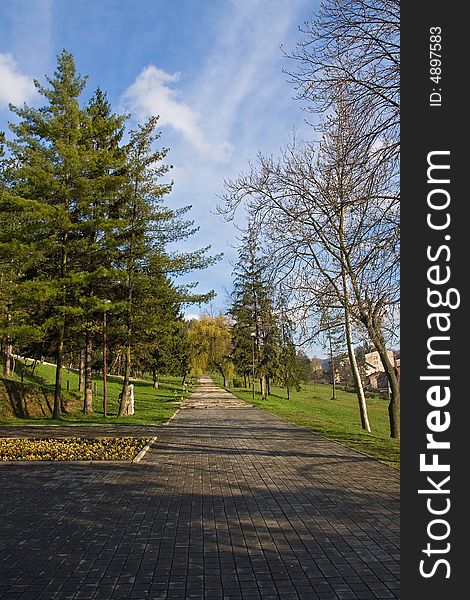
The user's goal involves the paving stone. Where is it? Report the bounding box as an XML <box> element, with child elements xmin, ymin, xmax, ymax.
<box><xmin>0</xmin><ymin>375</ymin><xmax>399</xmax><ymax>599</ymax></box>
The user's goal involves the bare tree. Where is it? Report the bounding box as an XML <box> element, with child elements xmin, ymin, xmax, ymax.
<box><xmin>219</xmin><ymin>0</ymin><xmax>401</xmax><ymax>437</ymax></box>
<box><xmin>219</xmin><ymin>88</ymin><xmax>400</xmax><ymax>437</ymax></box>
<box><xmin>286</xmin><ymin>0</ymin><xmax>399</xmax><ymax>158</ymax></box>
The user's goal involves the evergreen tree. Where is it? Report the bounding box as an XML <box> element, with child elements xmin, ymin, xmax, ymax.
<box><xmin>126</xmin><ymin>261</ymin><xmax>189</xmax><ymax>388</ymax></box>
<box><xmin>115</xmin><ymin>117</ymin><xmax>218</xmax><ymax>415</ymax></box>
<box><xmin>74</xmin><ymin>87</ymin><xmax>127</xmax><ymax>414</ymax></box>
<box><xmin>230</xmin><ymin>287</ymin><xmax>255</xmax><ymax>385</ymax></box>
<box><xmin>1</xmin><ymin>51</ymin><xmax>220</xmax><ymax>420</ymax></box>
<box><xmin>276</xmin><ymin>296</ymin><xmax>302</xmax><ymax>399</ymax></box>
<box><xmin>1</xmin><ymin>50</ymin><xmax>89</xmax><ymax>417</ymax></box>
<box><xmin>230</xmin><ymin>230</ymin><xmax>280</xmax><ymax>397</ymax></box>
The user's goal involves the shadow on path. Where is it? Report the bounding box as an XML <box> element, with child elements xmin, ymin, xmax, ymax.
<box><xmin>0</xmin><ymin>376</ymin><xmax>399</xmax><ymax>599</ymax></box>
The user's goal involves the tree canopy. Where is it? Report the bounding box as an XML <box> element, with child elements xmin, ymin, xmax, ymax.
<box><xmin>0</xmin><ymin>50</ymin><xmax>219</xmax><ymax>417</ymax></box>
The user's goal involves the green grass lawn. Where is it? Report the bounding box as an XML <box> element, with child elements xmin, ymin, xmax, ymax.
<box><xmin>212</xmin><ymin>374</ymin><xmax>400</xmax><ymax>469</ymax></box>
<box><xmin>1</xmin><ymin>358</ymin><xmax>195</xmax><ymax>425</ymax></box>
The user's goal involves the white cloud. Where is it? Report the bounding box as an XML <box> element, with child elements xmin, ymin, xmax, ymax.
<box><xmin>121</xmin><ymin>0</ymin><xmax>313</xmax><ymax>313</ymax></box>
<box><xmin>121</xmin><ymin>0</ymin><xmax>311</xmax><ymax>168</ymax></box>
<box><xmin>0</xmin><ymin>53</ymin><xmax>36</xmax><ymax>108</ymax></box>
<box><xmin>189</xmin><ymin>0</ymin><xmax>310</xmax><ymax>150</ymax></box>
<box><xmin>121</xmin><ymin>65</ymin><xmax>233</xmax><ymax>163</ymax></box>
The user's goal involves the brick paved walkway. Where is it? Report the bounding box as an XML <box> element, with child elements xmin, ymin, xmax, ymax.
<box><xmin>0</xmin><ymin>377</ymin><xmax>399</xmax><ymax>599</ymax></box>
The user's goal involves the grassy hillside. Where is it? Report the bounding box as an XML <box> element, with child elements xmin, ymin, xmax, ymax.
<box><xmin>212</xmin><ymin>374</ymin><xmax>400</xmax><ymax>469</ymax></box>
<box><xmin>0</xmin><ymin>377</ymin><xmax>82</xmax><ymax>420</ymax></box>
<box><xmin>1</xmin><ymin>358</ymin><xmax>194</xmax><ymax>425</ymax></box>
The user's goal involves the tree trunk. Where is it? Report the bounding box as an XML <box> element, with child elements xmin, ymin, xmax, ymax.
<box><xmin>344</xmin><ymin>306</ymin><xmax>371</xmax><ymax>432</ymax></box>
<box><xmin>341</xmin><ymin>212</ymin><xmax>400</xmax><ymax>438</ymax></box>
<box><xmin>331</xmin><ymin>370</ymin><xmax>337</xmax><ymax>399</ymax></box>
<box><xmin>287</xmin><ymin>385</ymin><xmax>290</xmax><ymax>400</ymax></box>
<box><xmin>118</xmin><ymin>343</ymin><xmax>132</xmax><ymax>416</ymax></box>
<box><xmin>83</xmin><ymin>331</ymin><xmax>93</xmax><ymax>415</ymax></box>
<box><xmin>328</xmin><ymin>330</ymin><xmax>337</xmax><ymax>399</ymax></box>
<box><xmin>4</xmin><ymin>343</ymin><xmax>12</xmax><ymax>377</ymax></box>
<box><xmin>53</xmin><ymin>326</ymin><xmax>64</xmax><ymax>419</ymax></box>
<box><xmin>152</xmin><ymin>368</ymin><xmax>159</xmax><ymax>389</ymax></box>
<box><xmin>78</xmin><ymin>348</ymin><xmax>84</xmax><ymax>392</ymax></box>
<box><xmin>340</xmin><ymin>206</ymin><xmax>371</xmax><ymax>432</ymax></box>
<box><xmin>119</xmin><ymin>257</ymin><xmax>134</xmax><ymax>416</ymax></box>
<box><xmin>3</xmin><ymin>311</ymin><xmax>12</xmax><ymax>377</ymax></box>
<box><xmin>109</xmin><ymin>354</ymin><xmax>119</xmax><ymax>376</ymax></box>
<box><xmin>54</xmin><ymin>238</ymin><xmax>68</xmax><ymax>419</ymax></box>
<box><xmin>368</xmin><ymin>324</ymin><xmax>400</xmax><ymax>439</ymax></box>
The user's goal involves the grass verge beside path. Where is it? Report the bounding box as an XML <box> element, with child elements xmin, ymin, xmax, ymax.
<box><xmin>212</xmin><ymin>374</ymin><xmax>399</xmax><ymax>469</ymax></box>
<box><xmin>1</xmin><ymin>359</ymin><xmax>194</xmax><ymax>425</ymax></box>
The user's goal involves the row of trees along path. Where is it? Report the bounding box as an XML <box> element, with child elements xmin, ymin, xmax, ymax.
<box><xmin>219</xmin><ymin>0</ymin><xmax>400</xmax><ymax>439</ymax></box>
<box><xmin>0</xmin><ymin>51</ymin><xmax>218</xmax><ymax>418</ymax></box>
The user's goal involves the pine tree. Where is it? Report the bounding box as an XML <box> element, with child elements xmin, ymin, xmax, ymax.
<box><xmin>115</xmin><ymin>117</ymin><xmax>219</xmax><ymax>415</ymax></box>
<box><xmin>230</xmin><ymin>230</ymin><xmax>280</xmax><ymax>397</ymax></box>
<box><xmin>1</xmin><ymin>52</ymin><xmax>220</xmax><ymax>420</ymax></box>
<box><xmin>74</xmin><ymin>87</ymin><xmax>127</xmax><ymax>414</ymax></box>
<box><xmin>2</xmin><ymin>50</ymin><xmax>89</xmax><ymax>417</ymax></box>
<box><xmin>276</xmin><ymin>294</ymin><xmax>302</xmax><ymax>400</ymax></box>
<box><xmin>230</xmin><ymin>286</ymin><xmax>256</xmax><ymax>385</ymax></box>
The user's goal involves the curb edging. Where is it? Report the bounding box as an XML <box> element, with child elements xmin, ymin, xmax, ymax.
<box><xmin>132</xmin><ymin>436</ymin><xmax>158</xmax><ymax>463</ymax></box>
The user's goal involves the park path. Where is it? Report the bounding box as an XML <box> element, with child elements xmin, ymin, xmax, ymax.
<box><xmin>0</xmin><ymin>376</ymin><xmax>399</xmax><ymax>599</ymax></box>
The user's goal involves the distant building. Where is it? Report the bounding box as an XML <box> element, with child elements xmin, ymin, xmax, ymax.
<box><xmin>364</xmin><ymin>350</ymin><xmax>395</xmax><ymax>376</ymax></box>
<box><xmin>368</xmin><ymin>370</ymin><xmax>389</xmax><ymax>391</ymax></box>
<box><xmin>364</xmin><ymin>350</ymin><xmax>396</xmax><ymax>391</ymax></box>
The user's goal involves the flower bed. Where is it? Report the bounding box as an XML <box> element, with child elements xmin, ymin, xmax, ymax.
<box><xmin>0</xmin><ymin>437</ymin><xmax>152</xmax><ymax>461</ymax></box>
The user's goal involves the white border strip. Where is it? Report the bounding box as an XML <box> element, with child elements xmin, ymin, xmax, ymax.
<box><xmin>132</xmin><ymin>435</ymin><xmax>157</xmax><ymax>463</ymax></box>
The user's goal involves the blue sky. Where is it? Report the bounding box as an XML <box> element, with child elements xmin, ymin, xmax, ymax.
<box><xmin>0</xmin><ymin>0</ymin><xmax>319</xmax><ymax>323</ymax></box>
